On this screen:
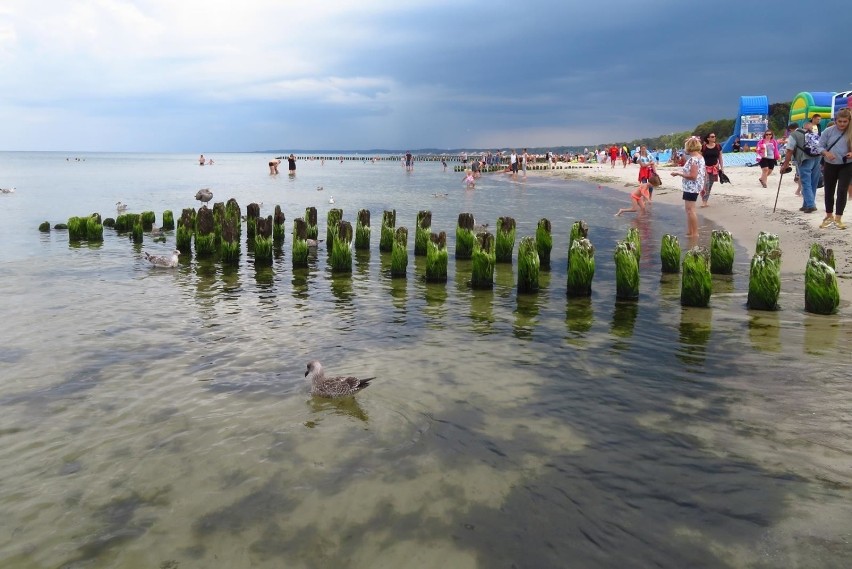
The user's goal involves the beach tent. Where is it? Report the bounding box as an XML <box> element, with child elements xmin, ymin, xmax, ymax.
<box><xmin>721</xmin><ymin>96</ymin><xmax>769</xmax><ymax>152</ymax></box>
<box><xmin>789</xmin><ymin>91</ymin><xmax>835</xmax><ymax>130</ymax></box>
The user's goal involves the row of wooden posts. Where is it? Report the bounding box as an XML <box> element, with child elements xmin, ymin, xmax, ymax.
<box><xmin>55</xmin><ymin>200</ymin><xmax>841</xmax><ymax>315</ymax></box>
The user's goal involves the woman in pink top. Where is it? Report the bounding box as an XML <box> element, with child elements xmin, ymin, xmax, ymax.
<box><xmin>756</xmin><ymin>131</ymin><xmax>780</xmax><ymax>188</ymax></box>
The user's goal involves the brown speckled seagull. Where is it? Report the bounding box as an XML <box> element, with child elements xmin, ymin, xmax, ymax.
<box><xmin>305</xmin><ymin>360</ymin><xmax>374</xmax><ymax>398</ymax></box>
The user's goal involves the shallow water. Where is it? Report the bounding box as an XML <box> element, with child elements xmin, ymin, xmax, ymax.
<box><xmin>1</xmin><ymin>152</ymin><xmax>850</xmax><ymax>568</ymax></box>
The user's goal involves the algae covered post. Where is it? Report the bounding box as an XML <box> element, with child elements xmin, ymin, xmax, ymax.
<box><xmin>566</xmin><ymin>238</ymin><xmax>595</xmax><ymax>297</ymax></box>
<box><xmin>380</xmin><ymin>210</ymin><xmax>396</xmax><ymax>252</ymax></box>
<box><xmin>517</xmin><ymin>236</ymin><xmax>540</xmax><ymax>294</ymax></box>
<box><xmin>455</xmin><ymin>213</ymin><xmax>475</xmax><ymax>260</ymax></box>
<box><xmin>326</xmin><ymin>208</ymin><xmax>342</xmax><ymax>251</ymax></box>
<box><xmin>614</xmin><ymin>240</ymin><xmax>639</xmax><ymax>300</ymax></box>
<box><xmin>495</xmin><ymin>216</ymin><xmax>516</xmax><ymax>263</ymax></box>
<box><xmin>273</xmin><ymin>206</ymin><xmax>286</xmax><ymax>245</ymax></box>
<box><xmin>246</xmin><ymin>202</ymin><xmax>261</xmax><ymax>240</ymax></box>
<box><xmin>331</xmin><ymin>220</ymin><xmax>353</xmax><ymax>273</ymax></box>
<box><xmin>292</xmin><ymin>218</ymin><xmax>309</xmax><ymax>268</ymax></box>
<box><xmin>254</xmin><ymin>215</ymin><xmax>274</xmax><ymax>265</ymax></box>
<box><xmin>805</xmin><ymin>244</ymin><xmax>840</xmax><ymax>315</ymax></box>
<box><xmin>625</xmin><ymin>227</ymin><xmax>641</xmax><ymax>260</ymax></box>
<box><xmin>176</xmin><ymin>208</ymin><xmax>195</xmax><ymax>253</ymax></box>
<box><xmin>194</xmin><ymin>206</ymin><xmax>216</xmax><ymax>257</ymax></box>
<box><xmin>391</xmin><ymin>226</ymin><xmax>408</xmax><ymax>277</ymax></box>
<box><xmin>681</xmin><ymin>246</ymin><xmax>711</xmax><ymax>307</ymax></box>
<box><xmin>536</xmin><ymin>218</ymin><xmax>552</xmax><ymax>270</ymax></box>
<box><xmin>219</xmin><ymin>216</ymin><xmax>240</xmax><ymax>265</ymax></box>
<box><xmin>746</xmin><ymin>231</ymin><xmax>782</xmax><ymax>310</ymax></box>
<box><xmin>710</xmin><ymin>230</ymin><xmax>734</xmax><ymax>274</ymax></box>
<box><xmin>568</xmin><ymin>220</ymin><xmax>589</xmax><ymax>265</ymax></box>
<box><xmin>414</xmin><ymin>210</ymin><xmax>432</xmax><ymax>256</ymax></box>
<box><xmin>355</xmin><ymin>209</ymin><xmax>371</xmax><ymax>250</ymax></box>
<box><xmin>305</xmin><ymin>207</ymin><xmax>318</xmax><ymax>240</ymax></box>
<box><xmin>660</xmin><ymin>234</ymin><xmax>681</xmax><ymax>274</ymax></box>
<box><xmin>425</xmin><ymin>231</ymin><xmax>448</xmax><ymax>282</ymax></box>
<box><xmin>162</xmin><ymin>210</ymin><xmax>175</xmax><ymax>231</ymax></box>
<box><xmin>471</xmin><ymin>231</ymin><xmax>495</xmax><ymax>290</ymax></box>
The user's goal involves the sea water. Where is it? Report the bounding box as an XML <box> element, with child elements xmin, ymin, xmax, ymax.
<box><xmin>0</xmin><ymin>152</ymin><xmax>850</xmax><ymax>568</ymax></box>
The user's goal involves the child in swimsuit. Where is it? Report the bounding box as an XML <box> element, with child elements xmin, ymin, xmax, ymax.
<box><xmin>463</xmin><ymin>170</ymin><xmax>475</xmax><ymax>189</ymax></box>
<box><xmin>615</xmin><ymin>183</ymin><xmax>651</xmax><ymax>216</ymax></box>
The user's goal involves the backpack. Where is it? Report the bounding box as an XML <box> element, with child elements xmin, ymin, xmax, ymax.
<box><xmin>798</xmin><ymin>128</ymin><xmax>821</xmax><ymax>157</ymax></box>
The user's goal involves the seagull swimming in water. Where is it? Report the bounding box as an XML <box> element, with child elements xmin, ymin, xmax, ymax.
<box><xmin>305</xmin><ymin>360</ymin><xmax>374</xmax><ymax>398</ymax></box>
<box><xmin>328</xmin><ymin>196</ymin><xmax>335</xmax><ymax>204</ymax></box>
<box><xmin>306</xmin><ymin>238</ymin><xmax>324</xmax><ymax>248</ymax></box>
<box><xmin>316</xmin><ymin>186</ymin><xmax>324</xmax><ymax>191</ymax></box>
<box><xmin>144</xmin><ymin>249</ymin><xmax>181</xmax><ymax>268</ymax></box>
<box><xmin>1</xmin><ymin>187</ymin><xmax>16</xmax><ymax>194</ymax></box>
<box><xmin>115</xmin><ymin>201</ymin><xmax>128</xmax><ymax>214</ymax></box>
<box><xmin>195</xmin><ymin>188</ymin><xmax>213</xmax><ymax>206</ymax></box>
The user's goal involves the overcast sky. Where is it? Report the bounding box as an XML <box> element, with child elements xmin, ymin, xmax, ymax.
<box><xmin>0</xmin><ymin>0</ymin><xmax>848</xmax><ymax>152</ymax></box>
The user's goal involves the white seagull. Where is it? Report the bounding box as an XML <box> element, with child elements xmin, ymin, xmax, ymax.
<box><xmin>115</xmin><ymin>201</ymin><xmax>128</xmax><ymax>213</ymax></box>
<box><xmin>0</xmin><ymin>187</ymin><xmax>16</xmax><ymax>194</ymax></box>
<box><xmin>144</xmin><ymin>249</ymin><xmax>181</xmax><ymax>268</ymax></box>
<box><xmin>305</xmin><ymin>360</ymin><xmax>374</xmax><ymax>398</ymax></box>
<box><xmin>306</xmin><ymin>238</ymin><xmax>324</xmax><ymax>248</ymax></box>
<box><xmin>328</xmin><ymin>196</ymin><xmax>335</xmax><ymax>204</ymax></box>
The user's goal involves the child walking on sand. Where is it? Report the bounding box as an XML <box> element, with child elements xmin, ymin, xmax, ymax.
<box><xmin>615</xmin><ymin>182</ymin><xmax>651</xmax><ymax>216</ymax></box>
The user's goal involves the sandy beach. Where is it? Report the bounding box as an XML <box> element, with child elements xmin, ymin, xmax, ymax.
<box><xmin>536</xmin><ymin>159</ymin><xmax>852</xmax><ymax>304</ymax></box>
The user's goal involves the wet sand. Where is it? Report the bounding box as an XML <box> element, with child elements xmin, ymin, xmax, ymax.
<box><xmin>534</xmin><ymin>160</ymin><xmax>852</xmax><ymax>304</ymax></box>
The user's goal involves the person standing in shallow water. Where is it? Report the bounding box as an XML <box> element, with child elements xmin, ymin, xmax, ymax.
<box><xmin>287</xmin><ymin>154</ymin><xmax>296</xmax><ymax>175</ymax></box>
<box><xmin>671</xmin><ymin>136</ymin><xmax>706</xmax><ymax>239</ymax></box>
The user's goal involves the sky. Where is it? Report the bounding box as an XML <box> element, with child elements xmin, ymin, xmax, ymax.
<box><xmin>0</xmin><ymin>0</ymin><xmax>849</xmax><ymax>152</ymax></box>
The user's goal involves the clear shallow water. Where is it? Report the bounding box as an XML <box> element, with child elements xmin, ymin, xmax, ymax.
<box><xmin>1</xmin><ymin>152</ymin><xmax>851</xmax><ymax>568</ymax></box>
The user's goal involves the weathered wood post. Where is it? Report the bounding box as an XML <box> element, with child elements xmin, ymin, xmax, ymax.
<box><xmin>681</xmin><ymin>246</ymin><xmax>711</xmax><ymax>307</ymax></box>
<box><xmin>355</xmin><ymin>209</ymin><xmax>370</xmax><ymax>250</ymax></box>
<box><xmin>471</xmin><ymin>231</ymin><xmax>495</xmax><ymax>289</ymax></box>
<box><xmin>219</xmin><ymin>216</ymin><xmax>240</xmax><ymax>264</ymax></box>
<box><xmin>495</xmin><ymin>216</ymin><xmax>516</xmax><ymax>263</ymax></box>
<box><xmin>380</xmin><ymin>210</ymin><xmax>396</xmax><ymax>252</ymax></box>
<box><xmin>195</xmin><ymin>206</ymin><xmax>216</xmax><ymax>257</ymax></box>
<box><xmin>212</xmin><ymin>202</ymin><xmax>225</xmax><ymax>248</ymax></box>
<box><xmin>176</xmin><ymin>208</ymin><xmax>195</xmax><ymax>253</ymax></box>
<box><xmin>566</xmin><ymin>238</ymin><xmax>595</xmax><ymax>297</ymax></box>
<box><xmin>455</xmin><ymin>213</ymin><xmax>475</xmax><ymax>259</ymax></box>
<box><xmin>710</xmin><ymin>230</ymin><xmax>734</xmax><ymax>274</ymax></box>
<box><xmin>254</xmin><ymin>215</ymin><xmax>274</xmax><ymax>265</ymax></box>
<box><xmin>391</xmin><ymin>227</ymin><xmax>408</xmax><ymax>277</ymax></box>
<box><xmin>292</xmin><ymin>218</ymin><xmax>309</xmax><ymax>268</ymax></box>
<box><xmin>246</xmin><ymin>202</ymin><xmax>261</xmax><ymax>240</ymax></box>
<box><xmin>331</xmin><ymin>220</ymin><xmax>353</xmax><ymax>273</ymax></box>
<box><xmin>660</xmin><ymin>234</ymin><xmax>681</xmax><ymax>274</ymax></box>
<box><xmin>517</xmin><ymin>236</ymin><xmax>540</xmax><ymax>293</ymax></box>
<box><xmin>86</xmin><ymin>214</ymin><xmax>103</xmax><ymax>242</ymax></box>
<box><xmin>305</xmin><ymin>207</ymin><xmax>318</xmax><ymax>240</ymax></box>
<box><xmin>535</xmin><ymin>218</ymin><xmax>552</xmax><ymax>270</ymax></box>
<box><xmin>614</xmin><ymin>240</ymin><xmax>639</xmax><ymax>300</ymax></box>
<box><xmin>425</xmin><ymin>231</ymin><xmax>448</xmax><ymax>282</ymax></box>
<box><xmin>415</xmin><ymin>210</ymin><xmax>431</xmax><ymax>256</ymax></box>
<box><xmin>273</xmin><ymin>206</ymin><xmax>286</xmax><ymax>245</ymax></box>
<box><xmin>226</xmin><ymin>199</ymin><xmax>241</xmax><ymax>240</ymax></box>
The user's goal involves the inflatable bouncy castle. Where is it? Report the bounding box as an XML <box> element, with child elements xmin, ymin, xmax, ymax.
<box><xmin>722</xmin><ymin>96</ymin><xmax>769</xmax><ymax>152</ymax></box>
<box><xmin>831</xmin><ymin>90</ymin><xmax>852</xmax><ymax>116</ymax></box>
<box><xmin>789</xmin><ymin>92</ymin><xmax>835</xmax><ymax>130</ymax></box>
